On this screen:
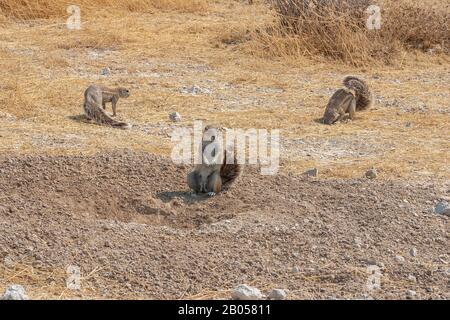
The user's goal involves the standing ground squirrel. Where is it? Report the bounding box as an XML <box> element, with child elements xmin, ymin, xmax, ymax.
<box><xmin>187</xmin><ymin>125</ymin><xmax>242</xmax><ymax>196</ymax></box>
<box><xmin>83</xmin><ymin>85</ymin><xmax>131</xmax><ymax>129</ymax></box>
<box><xmin>323</xmin><ymin>76</ymin><xmax>373</xmax><ymax>124</ymax></box>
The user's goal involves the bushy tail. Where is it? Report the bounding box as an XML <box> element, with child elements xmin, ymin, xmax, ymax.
<box><xmin>343</xmin><ymin>76</ymin><xmax>373</xmax><ymax>111</ymax></box>
<box><xmin>220</xmin><ymin>151</ymin><xmax>242</xmax><ymax>188</ymax></box>
<box><xmin>83</xmin><ymin>102</ymin><xmax>131</xmax><ymax>129</ymax></box>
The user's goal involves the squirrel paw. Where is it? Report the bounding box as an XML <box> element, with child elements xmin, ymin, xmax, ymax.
<box><xmin>207</xmin><ymin>192</ymin><xmax>216</xmax><ymax>197</ymax></box>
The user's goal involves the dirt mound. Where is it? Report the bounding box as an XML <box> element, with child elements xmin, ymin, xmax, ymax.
<box><xmin>0</xmin><ymin>151</ymin><xmax>448</xmax><ymax>299</ymax></box>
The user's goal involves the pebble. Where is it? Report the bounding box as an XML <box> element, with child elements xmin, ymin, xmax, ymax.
<box><xmin>410</xmin><ymin>248</ymin><xmax>417</xmax><ymax>257</ymax></box>
<box><xmin>2</xmin><ymin>285</ymin><xmax>28</xmax><ymax>300</ymax></box>
<box><xmin>365</xmin><ymin>168</ymin><xmax>377</xmax><ymax>179</ymax></box>
<box><xmin>268</xmin><ymin>289</ymin><xmax>287</xmax><ymax>300</ymax></box>
<box><xmin>407</xmin><ymin>275</ymin><xmax>417</xmax><ymax>282</ymax></box>
<box><xmin>433</xmin><ymin>201</ymin><xmax>450</xmax><ymax>215</ymax></box>
<box><xmin>180</xmin><ymin>85</ymin><xmax>211</xmax><ymax>95</ymax></box>
<box><xmin>395</xmin><ymin>255</ymin><xmax>405</xmax><ymax>264</ymax></box>
<box><xmin>169</xmin><ymin>112</ymin><xmax>181</xmax><ymax>122</ymax></box>
<box><xmin>406</xmin><ymin>290</ymin><xmax>416</xmax><ymax>299</ymax></box>
<box><xmin>303</xmin><ymin>168</ymin><xmax>318</xmax><ymax>177</ymax></box>
<box><xmin>231</xmin><ymin>284</ymin><xmax>263</xmax><ymax>300</ymax></box>
<box><xmin>101</xmin><ymin>67</ymin><xmax>110</xmax><ymax>76</ymax></box>
<box><xmin>291</xmin><ymin>266</ymin><xmax>300</xmax><ymax>273</ymax></box>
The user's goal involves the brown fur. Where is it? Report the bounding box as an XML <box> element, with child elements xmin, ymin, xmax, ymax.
<box><xmin>99</xmin><ymin>86</ymin><xmax>130</xmax><ymax>117</ymax></box>
<box><xmin>83</xmin><ymin>85</ymin><xmax>131</xmax><ymax>129</ymax></box>
<box><xmin>323</xmin><ymin>88</ymin><xmax>356</xmax><ymax>125</ymax></box>
<box><xmin>187</xmin><ymin>125</ymin><xmax>242</xmax><ymax>195</ymax></box>
<box><xmin>323</xmin><ymin>76</ymin><xmax>372</xmax><ymax>124</ymax></box>
<box><xmin>342</xmin><ymin>76</ymin><xmax>372</xmax><ymax>111</ymax></box>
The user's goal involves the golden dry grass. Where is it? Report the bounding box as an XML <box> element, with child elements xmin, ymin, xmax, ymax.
<box><xmin>256</xmin><ymin>0</ymin><xmax>450</xmax><ymax>66</ymax></box>
<box><xmin>0</xmin><ymin>0</ymin><xmax>208</xmax><ymax>19</ymax></box>
<box><xmin>0</xmin><ymin>0</ymin><xmax>448</xmax><ymax>184</ymax></box>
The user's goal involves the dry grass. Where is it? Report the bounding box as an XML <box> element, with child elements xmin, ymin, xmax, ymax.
<box><xmin>0</xmin><ymin>0</ymin><xmax>208</xmax><ymax>20</ymax></box>
<box><xmin>254</xmin><ymin>0</ymin><xmax>450</xmax><ymax>66</ymax></box>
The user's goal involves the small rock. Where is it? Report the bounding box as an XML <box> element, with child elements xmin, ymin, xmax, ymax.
<box><xmin>180</xmin><ymin>85</ymin><xmax>211</xmax><ymax>95</ymax></box>
<box><xmin>268</xmin><ymin>289</ymin><xmax>287</xmax><ymax>300</ymax></box>
<box><xmin>303</xmin><ymin>168</ymin><xmax>318</xmax><ymax>177</ymax></box>
<box><xmin>406</xmin><ymin>290</ymin><xmax>416</xmax><ymax>299</ymax></box>
<box><xmin>410</xmin><ymin>248</ymin><xmax>417</xmax><ymax>257</ymax></box>
<box><xmin>433</xmin><ymin>201</ymin><xmax>450</xmax><ymax>215</ymax></box>
<box><xmin>395</xmin><ymin>255</ymin><xmax>405</xmax><ymax>264</ymax></box>
<box><xmin>101</xmin><ymin>67</ymin><xmax>110</xmax><ymax>76</ymax></box>
<box><xmin>365</xmin><ymin>168</ymin><xmax>377</xmax><ymax>179</ymax></box>
<box><xmin>3</xmin><ymin>255</ymin><xmax>15</xmax><ymax>268</ymax></box>
<box><xmin>291</xmin><ymin>266</ymin><xmax>300</xmax><ymax>273</ymax></box>
<box><xmin>169</xmin><ymin>112</ymin><xmax>181</xmax><ymax>122</ymax></box>
<box><xmin>407</xmin><ymin>275</ymin><xmax>417</xmax><ymax>282</ymax></box>
<box><xmin>2</xmin><ymin>285</ymin><xmax>28</xmax><ymax>300</ymax></box>
<box><xmin>231</xmin><ymin>284</ymin><xmax>263</xmax><ymax>300</ymax></box>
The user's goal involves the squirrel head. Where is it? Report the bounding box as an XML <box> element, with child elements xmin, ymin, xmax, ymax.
<box><xmin>117</xmin><ymin>88</ymin><xmax>130</xmax><ymax>98</ymax></box>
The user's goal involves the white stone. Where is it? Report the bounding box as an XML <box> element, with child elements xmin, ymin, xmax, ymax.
<box><xmin>268</xmin><ymin>289</ymin><xmax>287</xmax><ymax>300</ymax></box>
<box><xmin>2</xmin><ymin>285</ymin><xmax>28</xmax><ymax>300</ymax></box>
<box><xmin>231</xmin><ymin>284</ymin><xmax>263</xmax><ymax>300</ymax></box>
<box><xmin>395</xmin><ymin>255</ymin><xmax>405</xmax><ymax>264</ymax></box>
<box><xmin>406</xmin><ymin>290</ymin><xmax>416</xmax><ymax>299</ymax></box>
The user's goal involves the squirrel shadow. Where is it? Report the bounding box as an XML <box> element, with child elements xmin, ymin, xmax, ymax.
<box><xmin>68</xmin><ymin>114</ymin><xmax>92</xmax><ymax>124</ymax></box>
<box><xmin>156</xmin><ymin>191</ymin><xmax>213</xmax><ymax>204</ymax></box>
<box><xmin>314</xmin><ymin>117</ymin><xmax>325</xmax><ymax>124</ymax></box>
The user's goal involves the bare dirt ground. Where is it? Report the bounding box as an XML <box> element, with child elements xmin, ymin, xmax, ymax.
<box><xmin>0</xmin><ymin>151</ymin><xmax>449</xmax><ymax>299</ymax></box>
<box><xmin>0</xmin><ymin>1</ymin><xmax>449</xmax><ymax>299</ymax></box>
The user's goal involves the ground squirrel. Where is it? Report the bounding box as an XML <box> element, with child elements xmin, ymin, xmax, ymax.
<box><xmin>187</xmin><ymin>125</ymin><xmax>242</xmax><ymax>196</ymax></box>
<box><xmin>323</xmin><ymin>76</ymin><xmax>372</xmax><ymax>124</ymax></box>
<box><xmin>83</xmin><ymin>85</ymin><xmax>131</xmax><ymax>129</ymax></box>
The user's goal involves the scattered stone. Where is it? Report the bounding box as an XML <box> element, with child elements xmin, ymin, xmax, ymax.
<box><xmin>303</xmin><ymin>168</ymin><xmax>318</xmax><ymax>177</ymax></box>
<box><xmin>3</xmin><ymin>255</ymin><xmax>15</xmax><ymax>268</ymax></box>
<box><xmin>433</xmin><ymin>201</ymin><xmax>450</xmax><ymax>215</ymax></box>
<box><xmin>395</xmin><ymin>255</ymin><xmax>405</xmax><ymax>264</ymax></box>
<box><xmin>180</xmin><ymin>85</ymin><xmax>212</xmax><ymax>95</ymax></box>
<box><xmin>231</xmin><ymin>284</ymin><xmax>263</xmax><ymax>300</ymax></box>
<box><xmin>101</xmin><ymin>67</ymin><xmax>110</xmax><ymax>76</ymax></box>
<box><xmin>365</xmin><ymin>168</ymin><xmax>377</xmax><ymax>179</ymax></box>
<box><xmin>410</xmin><ymin>248</ymin><xmax>417</xmax><ymax>257</ymax></box>
<box><xmin>407</xmin><ymin>275</ymin><xmax>417</xmax><ymax>282</ymax></box>
<box><xmin>169</xmin><ymin>112</ymin><xmax>181</xmax><ymax>122</ymax></box>
<box><xmin>2</xmin><ymin>285</ymin><xmax>28</xmax><ymax>300</ymax></box>
<box><xmin>268</xmin><ymin>289</ymin><xmax>287</xmax><ymax>300</ymax></box>
<box><xmin>406</xmin><ymin>290</ymin><xmax>416</xmax><ymax>299</ymax></box>
<box><xmin>291</xmin><ymin>266</ymin><xmax>300</xmax><ymax>273</ymax></box>
<box><xmin>354</xmin><ymin>237</ymin><xmax>363</xmax><ymax>248</ymax></box>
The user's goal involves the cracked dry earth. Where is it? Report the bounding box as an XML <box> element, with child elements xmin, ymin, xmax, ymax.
<box><xmin>0</xmin><ymin>150</ymin><xmax>448</xmax><ymax>299</ymax></box>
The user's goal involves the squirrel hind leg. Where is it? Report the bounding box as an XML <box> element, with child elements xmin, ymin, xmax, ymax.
<box><xmin>208</xmin><ymin>171</ymin><xmax>222</xmax><ymax>194</ymax></box>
